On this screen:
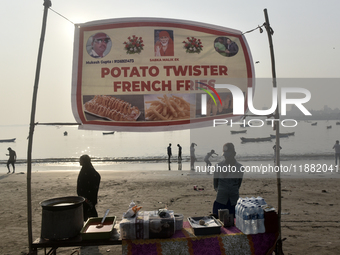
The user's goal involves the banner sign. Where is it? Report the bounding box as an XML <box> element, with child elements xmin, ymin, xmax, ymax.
<box><xmin>71</xmin><ymin>18</ymin><xmax>254</xmax><ymax>131</ymax></box>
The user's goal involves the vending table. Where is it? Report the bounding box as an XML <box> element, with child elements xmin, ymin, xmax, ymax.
<box><xmin>122</xmin><ymin>221</ymin><xmax>279</xmax><ymax>255</ymax></box>
<box><xmin>32</xmin><ymin>221</ymin><xmax>278</xmax><ymax>255</ymax></box>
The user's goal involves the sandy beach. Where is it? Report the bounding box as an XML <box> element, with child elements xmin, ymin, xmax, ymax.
<box><xmin>1</xmin><ymin>160</ymin><xmax>340</xmax><ymax>255</ymax></box>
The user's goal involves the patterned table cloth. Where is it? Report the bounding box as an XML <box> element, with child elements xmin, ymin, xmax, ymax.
<box><xmin>122</xmin><ymin>221</ymin><xmax>278</xmax><ymax>255</ymax></box>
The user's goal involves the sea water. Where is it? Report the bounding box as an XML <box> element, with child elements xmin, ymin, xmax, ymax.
<box><xmin>0</xmin><ymin>120</ymin><xmax>338</xmax><ymax>171</ymax></box>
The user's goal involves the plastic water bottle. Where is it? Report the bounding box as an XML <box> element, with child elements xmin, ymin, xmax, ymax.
<box><xmin>237</xmin><ymin>204</ymin><xmax>244</xmax><ymax>231</ymax></box>
<box><xmin>243</xmin><ymin>206</ymin><xmax>251</xmax><ymax>234</ymax></box>
<box><xmin>256</xmin><ymin>196</ymin><xmax>267</xmax><ymax>206</ymax></box>
<box><xmin>235</xmin><ymin>203</ymin><xmax>240</xmax><ymax>229</ymax></box>
<box><xmin>236</xmin><ymin>199</ymin><xmax>245</xmax><ymax>228</ymax></box>
<box><xmin>250</xmin><ymin>206</ymin><xmax>258</xmax><ymax>234</ymax></box>
<box><xmin>257</xmin><ymin>206</ymin><xmax>265</xmax><ymax>233</ymax></box>
<box><xmin>235</xmin><ymin>202</ymin><xmax>240</xmax><ymax>227</ymax></box>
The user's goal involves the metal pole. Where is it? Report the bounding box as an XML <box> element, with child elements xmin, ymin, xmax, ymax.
<box><xmin>264</xmin><ymin>8</ymin><xmax>283</xmax><ymax>255</ymax></box>
<box><xmin>27</xmin><ymin>1</ymin><xmax>51</xmax><ymax>253</ymax></box>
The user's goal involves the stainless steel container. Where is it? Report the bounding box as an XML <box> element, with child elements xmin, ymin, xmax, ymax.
<box><xmin>40</xmin><ymin>196</ymin><xmax>85</xmax><ymax>240</ymax></box>
<box><xmin>174</xmin><ymin>213</ymin><xmax>184</xmax><ymax>230</ymax></box>
<box><xmin>218</xmin><ymin>209</ymin><xmax>230</xmax><ymax>227</ymax></box>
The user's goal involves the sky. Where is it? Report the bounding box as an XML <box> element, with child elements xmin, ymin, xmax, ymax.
<box><xmin>0</xmin><ymin>0</ymin><xmax>339</xmax><ymax>126</ymax></box>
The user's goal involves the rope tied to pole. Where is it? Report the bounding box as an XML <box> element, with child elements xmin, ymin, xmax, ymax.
<box><xmin>50</xmin><ymin>8</ymin><xmax>75</xmax><ymax>25</ymax></box>
<box><xmin>264</xmin><ymin>22</ymin><xmax>274</xmax><ymax>35</ymax></box>
<box><xmin>242</xmin><ymin>24</ymin><xmax>265</xmax><ymax>35</ymax></box>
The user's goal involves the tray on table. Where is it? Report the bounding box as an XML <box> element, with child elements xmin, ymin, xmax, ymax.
<box><xmin>80</xmin><ymin>216</ymin><xmax>116</xmax><ymax>240</ymax></box>
<box><xmin>187</xmin><ymin>216</ymin><xmax>222</xmax><ymax>236</ymax></box>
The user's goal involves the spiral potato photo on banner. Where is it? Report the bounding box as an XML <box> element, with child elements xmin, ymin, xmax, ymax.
<box><xmin>83</xmin><ymin>95</ymin><xmax>142</xmax><ymax>121</ymax></box>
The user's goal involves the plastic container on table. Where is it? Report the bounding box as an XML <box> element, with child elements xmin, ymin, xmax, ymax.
<box><xmin>187</xmin><ymin>216</ymin><xmax>222</xmax><ymax>236</ymax></box>
<box><xmin>80</xmin><ymin>216</ymin><xmax>116</xmax><ymax>240</ymax></box>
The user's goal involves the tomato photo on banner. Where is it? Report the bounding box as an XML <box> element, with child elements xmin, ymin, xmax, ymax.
<box><xmin>71</xmin><ymin>18</ymin><xmax>254</xmax><ymax>132</ymax></box>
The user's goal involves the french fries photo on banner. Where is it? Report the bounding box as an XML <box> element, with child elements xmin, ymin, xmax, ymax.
<box><xmin>145</xmin><ymin>94</ymin><xmax>194</xmax><ymax>121</ymax></box>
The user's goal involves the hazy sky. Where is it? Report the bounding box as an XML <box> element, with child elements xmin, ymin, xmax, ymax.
<box><xmin>1</xmin><ymin>0</ymin><xmax>339</xmax><ymax>126</ymax></box>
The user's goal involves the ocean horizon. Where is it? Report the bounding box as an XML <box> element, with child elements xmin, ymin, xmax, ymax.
<box><xmin>1</xmin><ymin>120</ymin><xmax>338</xmax><ymax>169</ymax></box>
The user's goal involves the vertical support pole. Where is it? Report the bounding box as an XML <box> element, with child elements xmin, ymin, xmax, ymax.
<box><xmin>264</xmin><ymin>8</ymin><xmax>283</xmax><ymax>255</ymax></box>
<box><xmin>27</xmin><ymin>1</ymin><xmax>51</xmax><ymax>253</ymax></box>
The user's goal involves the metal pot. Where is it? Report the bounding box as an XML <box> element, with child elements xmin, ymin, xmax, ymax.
<box><xmin>40</xmin><ymin>196</ymin><xmax>85</xmax><ymax>240</ymax></box>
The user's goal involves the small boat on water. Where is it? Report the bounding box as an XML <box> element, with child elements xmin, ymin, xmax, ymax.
<box><xmin>270</xmin><ymin>132</ymin><xmax>295</xmax><ymax>138</ymax></box>
<box><xmin>230</xmin><ymin>130</ymin><xmax>247</xmax><ymax>134</ymax></box>
<box><xmin>103</xmin><ymin>131</ymin><xmax>115</xmax><ymax>135</ymax></box>
<box><xmin>311</xmin><ymin>122</ymin><xmax>317</xmax><ymax>126</ymax></box>
<box><xmin>270</xmin><ymin>134</ymin><xmax>289</xmax><ymax>138</ymax></box>
<box><xmin>240</xmin><ymin>137</ymin><xmax>272</xmax><ymax>143</ymax></box>
<box><xmin>327</xmin><ymin>126</ymin><xmax>332</xmax><ymax>129</ymax></box>
<box><xmin>336</xmin><ymin>122</ymin><xmax>340</xmax><ymax>125</ymax></box>
<box><xmin>0</xmin><ymin>138</ymin><xmax>16</xmax><ymax>143</ymax></box>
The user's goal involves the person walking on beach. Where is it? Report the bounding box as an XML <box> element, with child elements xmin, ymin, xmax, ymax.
<box><xmin>213</xmin><ymin>143</ymin><xmax>243</xmax><ymax>217</ymax></box>
<box><xmin>332</xmin><ymin>140</ymin><xmax>340</xmax><ymax>166</ymax></box>
<box><xmin>190</xmin><ymin>143</ymin><xmax>197</xmax><ymax>170</ymax></box>
<box><xmin>204</xmin><ymin>150</ymin><xmax>218</xmax><ymax>167</ymax></box>
<box><xmin>205</xmin><ymin>149</ymin><xmax>218</xmax><ymax>174</ymax></box>
<box><xmin>6</xmin><ymin>147</ymin><xmax>16</xmax><ymax>174</ymax></box>
<box><xmin>77</xmin><ymin>155</ymin><xmax>101</xmax><ymax>221</ymax></box>
<box><xmin>167</xmin><ymin>143</ymin><xmax>172</xmax><ymax>163</ymax></box>
<box><xmin>177</xmin><ymin>144</ymin><xmax>182</xmax><ymax>160</ymax></box>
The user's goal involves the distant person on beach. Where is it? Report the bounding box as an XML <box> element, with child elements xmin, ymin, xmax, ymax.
<box><xmin>77</xmin><ymin>155</ymin><xmax>101</xmax><ymax>221</ymax></box>
<box><xmin>6</xmin><ymin>147</ymin><xmax>16</xmax><ymax>174</ymax></box>
<box><xmin>167</xmin><ymin>143</ymin><xmax>172</xmax><ymax>163</ymax></box>
<box><xmin>273</xmin><ymin>144</ymin><xmax>282</xmax><ymax>163</ymax></box>
<box><xmin>332</xmin><ymin>140</ymin><xmax>340</xmax><ymax>166</ymax></box>
<box><xmin>177</xmin><ymin>144</ymin><xmax>182</xmax><ymax>160</ymax></box>
<box><xmin>213</xmin><ymin>143</ymin><xmax>243</xmax><ymax>217</ymax></box>
<box><xmin>190</xmin><ymin>143</ymin><xmax>197</xmax><ymax>170</ymax></box>
<box><xmin>204</xmin><ymin>149</ymin><xmax>218</xmax><ymax>167</ymax></box>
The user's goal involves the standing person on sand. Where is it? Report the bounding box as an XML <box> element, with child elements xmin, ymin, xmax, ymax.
<box><xmin>213</xmin><ymin>143</ymin><xmax>243</xmax><ymax>217</ymax></box>
<box><xmin>332</xmin><ymin>140</ymin><xmax>340</xmax><ymax>166</ymax></box>
<box><xmin>167</xmin><ymin>143</ymin><xmax>172</xmax><ymax>163</ymax></box>
<box><xmin>177</xmin><ymin>144</ymin><xmax>182</xmax><ymax>160</ymax></box>
<box><xmin>77</xmin><ymin>155</ymin><xmax>101</xmax><ymax>221</ymax></box>
<box><xmin>6</xmin><ymin>147</ymin><xmax>16</xmax><ymax>174</ymax></box>
<box><xmin>190</xmin><ymin>143</ymin><xmax>197</xmax><ymax>170</ymax></box>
